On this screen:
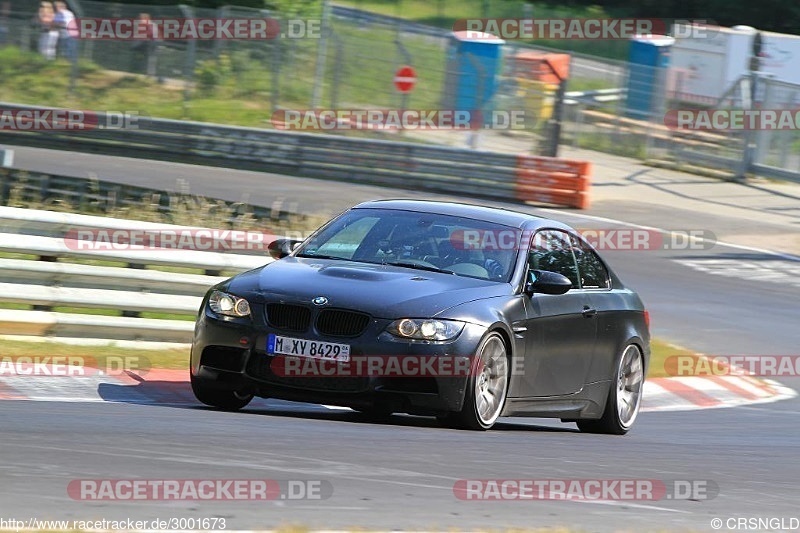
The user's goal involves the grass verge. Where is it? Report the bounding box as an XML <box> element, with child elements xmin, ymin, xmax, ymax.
<box><xmin>648</xmin><ymin>338</ymin><xmax>694</xmax><ymax>379</ymax></box>
<box><xmin>0</xmin><ymin>339</ymin><xmax>189</xmax><ymax>370</ymax></box>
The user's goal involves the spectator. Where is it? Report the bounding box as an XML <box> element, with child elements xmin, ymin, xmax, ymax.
<box><xmin>0</xmin><ymin>2</ymin><xmax>10</xmax><ymax>46</ymax></box>
<box><xmin>36</xmin><ymin>1</ymin><xmax>58</xmax><ymax>59</ymax></box>
<box><xmin>54</xmin><ymin>1</ymin><xmax>77</xmax><ymax>61</ymax></box>
<box><xmin>131</xmin><ymin>12</ymin><xmax>159</xmax><ymax>77</ymax></box>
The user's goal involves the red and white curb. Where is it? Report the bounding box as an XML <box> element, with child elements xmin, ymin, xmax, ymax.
<box><xmin>0</xmin><ymin>369</ymin><xmax>795</xmax><ymax>412</ymax></box>
<box><xmin>643</xmin><ymin>375</ymin><xmax>796</xmax><ymax>411</ymax></box>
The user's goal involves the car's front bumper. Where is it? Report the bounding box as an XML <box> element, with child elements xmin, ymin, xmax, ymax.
<box><xmin>190</xmin><ymin>306</ymin><xmax>488</xmax><ymax>414</ymax></box>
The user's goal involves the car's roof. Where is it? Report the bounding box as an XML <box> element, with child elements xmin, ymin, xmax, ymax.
<box><xmin>352</xmin><ymin>199</ymin><xmax>573</xmax><ymax>231</ymax></box>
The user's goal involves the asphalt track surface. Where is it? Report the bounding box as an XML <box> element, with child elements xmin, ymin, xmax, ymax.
<box><xmin>2</xmin><ymin>146</ymin><xmax>799</xmax><ymax>531</ymax></box>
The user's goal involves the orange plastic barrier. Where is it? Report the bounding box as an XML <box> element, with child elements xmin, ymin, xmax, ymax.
<box><xmin>515</xmin><ymin>155</ymin><xmax>591</xmax><ymax>209</ymax></box>
<box><xmin>512</xmin><ymin>52</ymin><xmax>571</xmax><ymax>84</ymax></box>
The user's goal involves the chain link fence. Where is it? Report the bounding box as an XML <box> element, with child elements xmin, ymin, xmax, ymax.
<box><xmin>754</xmin><ymin>78</ymin><xmax>800</xmax><ymax>173</ymax></box>
<box><xmin>0</xmin><ymin>0</ymin><xmax>629</xmax><ymax>152</ymax></box>
<box><xmin>1</xmin><ymin>1</ymin><xmax>799</xmax><ymax>181</ymax></box>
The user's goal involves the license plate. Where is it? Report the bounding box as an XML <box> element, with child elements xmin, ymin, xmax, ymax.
<box><xmin>266</xmin><ymin>334</ymin><xmax>351</xmax><ymax>362</ymax></box>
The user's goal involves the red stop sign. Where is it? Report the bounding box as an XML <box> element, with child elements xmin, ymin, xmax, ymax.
<box><xmin>394</xmin><ymin>65</ymin><xmax>417</xmax><ymax>93</ymax></box>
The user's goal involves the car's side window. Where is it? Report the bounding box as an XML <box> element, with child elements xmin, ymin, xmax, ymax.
<box><xmin>529</xmin><ymin>230</ymin><xmax>580</xmax><ymax>288</ymax></box>
<box><xmin>571</xmin><ymin>235</ymin><xmax>611</xmax><ymax>289</ymax></box>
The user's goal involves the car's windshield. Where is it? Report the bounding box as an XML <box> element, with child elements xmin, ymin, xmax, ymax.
<box><xmin>295</xmin><ymin>208</ymin><xmax>521</xmax><ymax>282</ymax></box>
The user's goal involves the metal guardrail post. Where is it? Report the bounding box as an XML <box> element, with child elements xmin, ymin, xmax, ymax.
<box><xmin>213</xmin><ymin>6</ymin><xmax>229</xmax><ymax>60</ymax></box>
<box><xmin>69</xmin><ymin>44</ymin><xmax>79</xmax><ymax>94</ymax></box>
<box><xmin>394</xmin><ymin>36</ymin><xmax>414</xmax><ymax>112</ymax></box>
<box><xmin>735</xmin><ymin>73</ymin><xmax>756</xmax><ymax>182</ymax></box>
<box><xmin>753</xmin><ymin>76</ymin><xmax>773</xmax><ymax>166</ymax></box>
<box><xmin>178</xmin><ymin>5</ymin><xmax>197</xmax><ymax>108</ymax></box>
<box><xmin>330</xmin><ymin>32</ymin><xmax>343</xmax><ymax>109</ymax></box>
<box><xmin>538</xmin><ymin>57</ymin><xmax>569</xmax><ymax>158</ymax></box>
<box><xmin>271</xmin><ymin>26</ymin><xmax>282</xmax><ymax>113</ymax></box>
<box><xmin>311</xmin><ymin>0</ymin><xmax>331</xmax><ymax>109</ymax></box>
<box><xmin>541</xmin><ymin>79</ymin><xmax>567</xmax><ymax>158</ymax></box>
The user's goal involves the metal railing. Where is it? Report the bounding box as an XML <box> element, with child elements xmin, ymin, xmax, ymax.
<box><xmin>0</xmin><ymin>205</ymin><xmax>272</xmax><ymax>344</ymax></box>
<box><xmin>0</xmin><ymin>102</ymin><xmax>523</xmax><ymax>203</ymax></box>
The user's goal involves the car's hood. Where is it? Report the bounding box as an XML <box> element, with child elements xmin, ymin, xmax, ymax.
<box><xmin>226</xmin><ymin>257</ymin><xmax>511</xmax><ymax>319</ymax></box>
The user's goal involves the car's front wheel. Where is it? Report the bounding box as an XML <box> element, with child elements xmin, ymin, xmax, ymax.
<box><xmin>577</xmin><ymin>343</ymin><xmax>644</xmax><ymax>435</ymax></box>
<box><xmin>190</xmin><ymin>373</ymin><xmax>253</xmax><ymax>411</ymax></box>
<box><xmin>439</xmin><ymin>332</ymin><xmax>509</xmax><ymax>430</ymax></box>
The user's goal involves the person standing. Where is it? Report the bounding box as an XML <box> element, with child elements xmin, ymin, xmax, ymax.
<box><xmin>54</xmin><ymin>1</ymin><xmax>77</xmax><ymax>61</ymax></box>
<box><xmin>0</xmin><ymin>2</ymin><xmax>10</xmax><ymax>46</ymax></box>
<box><xmin>37</xmin><ymin>2</ymin><xmax>58</xmax><ymax>59</ymax></box>
<box><xmin>131</xmin><ymin>13</ymin><xmax>159</xmax><ymax>77</ymax></box>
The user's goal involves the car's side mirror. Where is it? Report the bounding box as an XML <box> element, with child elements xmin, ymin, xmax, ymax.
<box><xmin>268</xmin><ymin>238</ymin><xmax>301</xmax><ymax>260</ymax></box>
<box><xmin>524</xmin><ymin>269</ymin><xmax>572</xmax><ymax>296</ymax></box>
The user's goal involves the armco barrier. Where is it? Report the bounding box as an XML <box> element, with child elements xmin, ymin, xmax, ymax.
<box><xmin>515</xmin><ymin>155</ymin><xmax>591</xmax><ymax>209</ymax></box>
<box><xmin>0</xmin><ymin>206</ymin><xmax>271</xmax><ymax>344</ymax></box>
<box><xmin>0</xmin><ymin>167</ymin><xmax>303</xmax><ymax>224</ymax></box>
<box><xmin>0</xmin><ymin>102</ymin><xmax>594</xmax><ymax>209</ymax></box>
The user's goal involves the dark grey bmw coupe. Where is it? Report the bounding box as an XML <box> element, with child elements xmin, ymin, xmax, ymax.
<box><xmin>190</xmin><ymin>199</ymin><xmax>650</xmax><ymax>434</ymax></box>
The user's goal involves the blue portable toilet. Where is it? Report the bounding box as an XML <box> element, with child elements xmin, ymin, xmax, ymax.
<box><xmin>626</xmin><ymin>35</ymin><xmax>675</xmax><ymax>119</ymax></box>
<box><xmin>443</xmin><ymin>31</ymin><xmax>505</xmax><ymax>126</ymax></box>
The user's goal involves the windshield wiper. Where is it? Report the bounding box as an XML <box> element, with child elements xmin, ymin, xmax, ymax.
<box><xmin>381</xmin><ymin>261</ymin><xmax>457</xmax><ymax>275</ymax></box>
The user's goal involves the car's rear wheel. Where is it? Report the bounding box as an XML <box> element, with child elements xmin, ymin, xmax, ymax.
<box><xmin>577</xmin><ymin>344</ymin><xmax>644</xmax><ymax>435</ymax></box>
<box><xmin>439</xmin><ymin>332</ymin><xmax>509</xmax><ymax>430</ymax></box>
<box><xmin>190</xmin><ymin>373</ymin><xmax>253</xmax><ymax>411</ymax></box>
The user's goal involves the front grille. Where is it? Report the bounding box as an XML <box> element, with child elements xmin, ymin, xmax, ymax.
<box><xmin>316</xmin><ymin>309</ymin><xmax>371</xmax><ymax>337</ymax></box>
<box><xmin>266</xmin><ymin>303</ymin><xmax>311</xmax><ymax>332</ymax></box>
<box><xmin>246</xmin><ymin>354</ymin><xmax>370</xmax><ymax>393</ymax></box>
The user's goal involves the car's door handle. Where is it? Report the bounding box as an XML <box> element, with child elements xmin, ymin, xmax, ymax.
<box><xmin>582</xmin><ymin>306</ymin><xmax>597</xmax><ymax>318</ymax></box>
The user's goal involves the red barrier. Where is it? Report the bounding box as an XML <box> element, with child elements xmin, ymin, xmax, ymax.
<box><xmin>515</xmin><ymin>155</ymin><xmax>591</xmax><ymax>209</ymax></box>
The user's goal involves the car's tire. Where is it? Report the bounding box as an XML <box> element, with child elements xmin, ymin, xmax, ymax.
<box><xmin>438</xmin><ymin>332</ymin><xmax>509</xmax><ymax>431</ymax></box>
<box><xmin>190</xmin><ymin>373</ymin><xmax>253</xmax><ymax>411</ymax></box>
<box><xmin>577</xmin><ymin>344</ymin><xmax>644</xmax><ymax>435</ymax></box>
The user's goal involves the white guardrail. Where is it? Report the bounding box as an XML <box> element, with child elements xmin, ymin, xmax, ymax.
<box><xmin>0</xmin><ymin>206</ymin><xmax>274</xmax><ymax>345</ymax></box>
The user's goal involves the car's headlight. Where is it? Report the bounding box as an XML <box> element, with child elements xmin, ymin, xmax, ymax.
<box><xmin>386</xmin><ymin>318</ymin><xmax>464</xmax><ymax>341</ymax></box>
<box><xmin>208</xmin><ymin>290</ymin><xmax>251</xmax><ymax>318</ymax></box>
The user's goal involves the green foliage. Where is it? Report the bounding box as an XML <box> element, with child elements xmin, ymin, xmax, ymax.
<box><xmin>266</xmin><ymin>0</ymin><xmax>323</xmax><ymax>18</ymax></box>
<box><xmin>95</xmin><ymin>0</ymin><xmax>324</xmax><ymax>14</ymax></box>
<box><xmin>96</xmin><ymin>0</ymin><xmax>267</xmax><ymax>7</ymax></box>
<box><xmin>194</xmin><ymin>54</ymin><xmax>232</xmax><ymax>95</ymax></box>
